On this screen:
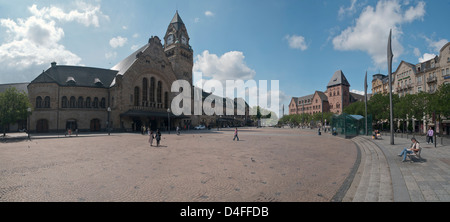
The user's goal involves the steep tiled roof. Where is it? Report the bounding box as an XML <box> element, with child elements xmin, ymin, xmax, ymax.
<box><xmin>327</xmin><ymin>70</ymin><xmax>350</xmax><ymax>88</ymax></box>
<box><xmin>111</xmin><ymin>44</ymin><xmax>150</xmax><ymax>75</ymax></box>
<box><xmin>31</xmin><ymin>64</ymin><xmax>117</xmax><ymax>88</ymax></box>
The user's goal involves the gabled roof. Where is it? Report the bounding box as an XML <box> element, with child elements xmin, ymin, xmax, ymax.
<box><xmin>349</xmin><ymin>92</ymin><xmax>364</xmax><ymax>102</ymax></box>
<box><xmin>314</xmin><ymin>91</ymin><xmax>328</xmax><ymax>102</ymax></box>
<box><xmin>393</xmin><ymin>60</ymin><xmax>416</xmax><ymax>75</ymax></box>
<box><xmin>31</xmin><ymin>64</ymin><xmax>117</xmax><ymax>88</ymax></box>
<box><xmin>111</xmin><ymin>43</ymin><xmax>150</xmax><ymax>75</ymax></box>
<box><xmin>290</xmin><ymin>97</ymin><xmax>298</xmax><ymax>107</ymax></box>
<box><xmin>327</xmin><ymin>70</ymin><xmax>350</xmax><ymax>88</ymax></box>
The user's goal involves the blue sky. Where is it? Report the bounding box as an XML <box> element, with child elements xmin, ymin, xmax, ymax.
<box><xmin>0</xmin><ymin>0</ymin><xmax>449</xmax><ymax>115</ymax></box>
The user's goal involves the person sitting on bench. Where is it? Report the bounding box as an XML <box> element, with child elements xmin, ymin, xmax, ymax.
<box><xmin>398</xmin><ymin>137</ymin><xmax>420</xmax><ymax>162</ymax></box>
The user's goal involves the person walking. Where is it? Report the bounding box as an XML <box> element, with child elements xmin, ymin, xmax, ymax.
<box><xmin>427</xmin><ymin>126</ymin><xmax>434</xmax><ymax>144</ymax></box>
<box><xmin>155</xmin><ymin>129</ymin><xmax>161</xmax><ymax>147</ymax></box>
<box><xmin>148</xmin><ymin>130</ymin><xmax>154</xmax><ymax>146</ymax></box>
<box><xmin>233</xmin><ymin>127</ymin><xmax>239</xmax><ymax>141</ymax></box>
<box><xmin>176</xmin><ymin>126</ymin><xmax>180</xmax><ymax>135</ymax></box>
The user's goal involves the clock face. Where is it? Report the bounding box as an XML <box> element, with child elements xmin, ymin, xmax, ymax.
<box><xmin>181</xmin><ymin>36</ymin><xmax>187</xmax><ymax>45</ymax></box>
<box><xmin>167</xmin><ymin>35</ymin><xmax>174</xmax><ymax>45</ymax></box>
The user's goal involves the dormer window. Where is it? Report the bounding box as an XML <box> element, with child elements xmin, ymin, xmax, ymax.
<box><xmin>94</xmin><ymin>78</ymin><xmax>103</xmax><ymax>87</ymax></box>
<box><xmin>66</xmin><ymin>77</ymin><xmax>76</xmax><ymax>86</ymax></box>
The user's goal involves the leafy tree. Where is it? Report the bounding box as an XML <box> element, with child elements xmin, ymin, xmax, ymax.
<box><xmin>367</xmin><ymin>93</ymin><xmax>390</xmax><ymax>122</ymax></box>
<box><xmin>430</xmin><ymin>83</ymin><xmax>450</xmax><ymax>117</ymax></box>
<box><xmin>343</xmin><ymin>101</ymin><xmax>365</xmax><ymax>116</ymax></box>
<box><xmin>428</xmin><ymin>84</ymin><xmax>450</xmax><ymax>135</ymax></box>
<box><xmin>0</xmin><ymin>87</ymin><xmax>31</xmax><ymax>136</ymax></box>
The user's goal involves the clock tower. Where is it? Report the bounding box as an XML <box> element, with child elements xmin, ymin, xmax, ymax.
<box><xmin>164</xmin><ymin>11</ymin><xmax>193</xmax><ymax>85</ymax></box>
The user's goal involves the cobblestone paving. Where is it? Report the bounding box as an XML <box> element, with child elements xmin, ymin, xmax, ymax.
<box><xmin>0</xmin><ymin>128</ymin><xmax>357</xmax><ymax>202</ymax></box>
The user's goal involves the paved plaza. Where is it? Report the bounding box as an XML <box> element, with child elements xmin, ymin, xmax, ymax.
<box><xmin>0</xmin><ymin>128</ymin><xmax>357</xmax><ymax>202</ymax></box>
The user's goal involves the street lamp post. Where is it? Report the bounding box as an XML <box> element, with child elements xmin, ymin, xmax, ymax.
<box><xmin>107</xmin><ymin>107</ymin><xmax>111</xmax><ymax>135</ymax></box>
<box><xmin>167</xmin><ymin>108</ymin><xmax>171</xmax><ymax>134</ymax></box>
<box><xmin>27</xmin><ymin>107</ymin><xmax>31</xmax><ymax>141</ymax></box>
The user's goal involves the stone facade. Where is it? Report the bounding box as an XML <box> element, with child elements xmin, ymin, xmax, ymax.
<box><xmin>372</xmin><ymin>41</ymin><xmax>450</xmax><ymax>96</ymax></box>
<box><xmin>289</xmin><ymin>70</ymin><xmax>362</xmax><ymax>116</ymax></box>
<box><xmin>27</xmin><ymin>12</ymin><xmax>249</xmax><ymax>133</ymax></box>
<box><xmin>370</xmin><ymin>42</ymin><xmax>450</xmax><ymax>134</ymax></box>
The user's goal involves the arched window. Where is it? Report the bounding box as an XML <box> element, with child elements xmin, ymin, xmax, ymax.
<box><xmin>150</xmin><ymin>77</ymin><xmax>155</xmax><ymax>102</ymax></box>
<box><xmin>86</xmin><ymin>97</ymin><xmax>91</xmax><ymax>108</ymax></box>
<box><xmin>36</xmin><ymin>96</ymin><xmax>42</xmax><ymax>108</ymax></box>
<box><xmin>157</xmin><ymin>81</ymin><xmax>162</xmax><ymax>103</ymax></box>
<box><xmin>77</xmin><ymin>97</ymin><xmax>84</xmax><ymax>108</ymax></box>
<box><xmin>164</xmin><ymin>92</ymin><xmax>169</xmax><ymax>109</ymax></box>
<box><xmin>142</xmin><ymin>78</ymin><xmax>148</xmax><ymax>105</ymax></box>
<box><xmin>69</xmin><ymin>96</ymin><xmax>76</xmax><ymax>108</ymax></box>
<box><xmin>100</xmin><ymin>98</ymin><xmax>106</xmax><ymax>108</ymax></box>
<box><xmin>61</xmin><ymin>96</ymin><xmax>68</xmax><ymax>108</ymax></box>
<box><xmin>44</xmin><ymin>96</ymin><xmax>50</xmax><ymax>108</ymax></box>
<box><xmin>134</xmin><ymin>87</ymin><xmax>140</xmax><ymax>106</ymax></box>
<box><xmin>93</xmin><ymin>97</ymin><xmax>99</xmax><ymax>108</ymax></box>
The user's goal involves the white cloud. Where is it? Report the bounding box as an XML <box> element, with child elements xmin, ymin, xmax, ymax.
<box><xmin>332</xmin><ymin>0</ymin><xmax>426</xmax><ymax>67</ymax></box>
<box><xmin>193</xmin><ymin>50</ymin><xmax>256</xmax><ymax>82</ymax></box>
<box><xmin>194</xmin><ymin>18</ymin><xmax>200</xmax><ymax>23</ymax></box>
<box><xmin>0</xmin><ymin>2</ymin><xmax>108</xmax><ymax>70</ymax></box>
<box><xmin>418</xmin><ymin>53</ymin><xmax>436</xmax><ymax>63</ymax></box>
<box><xmin>351</xmin><ymin>89</ymin><xmax>365</xmax><ymax>95</ymax></box>
<box><xmin>338</xmin><ymin>0</ymin><xmax>358</xmax><ymax>19</ymax></box>
<box><xmin>404</xmin><ymin>1</ymin><xmax>425</xmax><ymax>22</ymax></box>
<box><xmin>424</xmin><ymin>37</ymin><xmax>448</xmax><ymax>53</ymax></box>
<box><xmin>193</xmin><ymin>50</ymin><xmax>285</xmax><ymax>117</ymax></box>
<box><xmin>27</xmin><ymin>2</ymin><xmax>109</xmax><ymax>28</ymax></box>
<box><xmin>0</xmin><ymin>8</ymin><xmax>80</xmax><ymax>70</ymax></box>
<box><xmin>109</xmin><ymin>36</ymin><xmax>127</xmax><ymax>48</ymax></box>
<box><xmin>205</xmin><ymin>11</ymin><xmax>215</xmax><ymax>17</ymax></box>
<box><xmin>285</xmin><ymin>35</ymin><xmax>308</xmax><ymax>51</ymax></box>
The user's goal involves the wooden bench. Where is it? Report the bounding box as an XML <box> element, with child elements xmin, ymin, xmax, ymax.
<box><xmin>407</xmin><ymin>147</ymin><xmax>422</xmax><ymax>162</ymax></box>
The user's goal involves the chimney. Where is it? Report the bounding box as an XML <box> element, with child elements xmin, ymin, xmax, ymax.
<box><xmin>51</xmin><ymin>61</ymin><xmax>57</xmax><ymax>67</ymax></box>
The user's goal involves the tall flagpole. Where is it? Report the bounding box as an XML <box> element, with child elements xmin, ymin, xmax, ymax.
<box><xmin>364</xmin><ymin>71</ymin><xmax>368</xmax><ymax>136</ymax></box>
<box><xmin>388</xmin><ymin>29</ymin><xmax>395</xmax><ymax>145</ymax></box>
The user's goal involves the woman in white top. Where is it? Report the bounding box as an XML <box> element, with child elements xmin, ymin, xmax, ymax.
<box><xmin>398</xmin><ymin>137</ymin><xmax>420</xmax><ymax>162</ymax></box>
